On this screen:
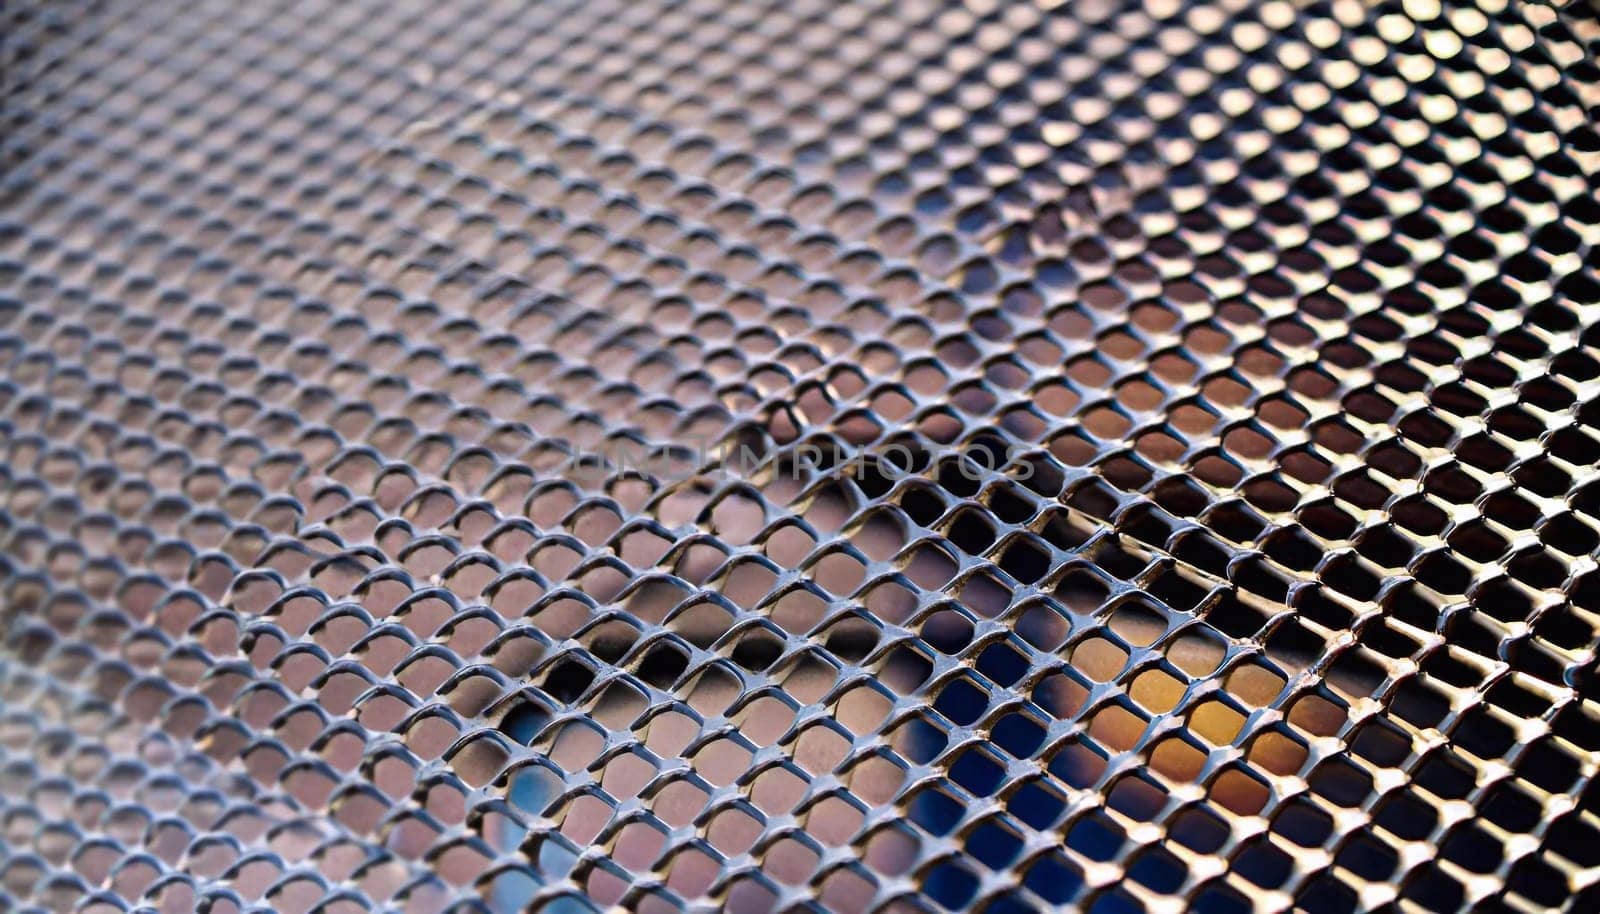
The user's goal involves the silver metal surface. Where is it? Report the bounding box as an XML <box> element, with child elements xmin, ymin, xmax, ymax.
<box><xmin>3</xmin><ymin>1</ymin><xmax>1600</xmax><ymax>912</ymax></box>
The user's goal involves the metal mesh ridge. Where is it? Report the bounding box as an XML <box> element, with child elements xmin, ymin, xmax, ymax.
<box><xmin>2</xmin><ymin>0</ymin><xmax>1600</xmax><ymax>912</ymax></box>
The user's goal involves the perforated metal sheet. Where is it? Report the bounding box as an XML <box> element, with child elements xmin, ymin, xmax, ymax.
<box><xmin>3</xmin><ymin>1</ymin><xmax>1600</xmax><ymax>912</ymax></box>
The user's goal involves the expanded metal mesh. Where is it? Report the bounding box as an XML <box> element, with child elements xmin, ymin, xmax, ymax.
<box><xmin>3</xmin><ymin>0</ymin><xmax>1600</xmax><ymax>912</ymax></box>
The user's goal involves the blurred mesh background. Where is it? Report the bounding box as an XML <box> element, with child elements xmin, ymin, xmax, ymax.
<box><xmin>3</xmin><ymin>0</ymin><xmax>1600</xmax><ymax>912</ymax></box>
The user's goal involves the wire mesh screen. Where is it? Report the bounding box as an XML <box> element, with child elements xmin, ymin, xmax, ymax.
<box><xmin>2</xmin><ymin>0</ymin><xmax>1600</xmax><ymax>912</ymax></box>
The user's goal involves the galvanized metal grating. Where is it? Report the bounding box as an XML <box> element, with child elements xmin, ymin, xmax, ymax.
<box><xmin>2</xmin><ymin>0</ymin><xmax>1600</xmax><ymax>912</ymax></box>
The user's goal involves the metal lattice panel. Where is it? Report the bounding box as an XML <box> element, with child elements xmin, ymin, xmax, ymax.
<box><xmin>2</xmin><ymin>1</ymin><xmax>1600</xmax><ymax>913</ymax></box>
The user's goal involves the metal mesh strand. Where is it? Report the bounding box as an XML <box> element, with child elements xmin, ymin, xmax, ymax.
<box><xmin>2</xmin><ymin>0</ymin><xmax>1600</xmax><ymax>912</ymax></box>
